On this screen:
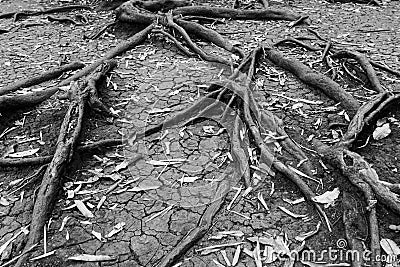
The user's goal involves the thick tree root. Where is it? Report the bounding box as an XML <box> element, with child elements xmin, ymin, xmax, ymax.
<box><xmin>172</xmin><ymin>6</ymin><xmax>301</xmax><ymax>21</ymax></box>
<box><xmin>313</xmin><ymin>91</ymin><xmax>400</xmax><ymax>267</ymax></box>
<box><xmin>0</xmin><ymin>87</ymin><xmax>59</xmax><ymax>111</ymax></box>
<box><xmin>13</xmin><ymin>61</ymin><xmax>117</xmax><ymax>267</ymax></box>
<box><xmin>4</xmin><ymin>3</ymin><xmax>400</xmax><ymax>267</ymax></box>
<box><xmin>332</xmin><ymin>50</ymin><xmax>385</xmax><ymax>93</ymax></box>
<box><xmin>99</xmin><ymin>0</ymin><xmax>190</xmax><ymax>11</ymax></box>
<box><xmin>14</xmin><ymin>82</ymin><xmax>86</xmax><ymax>267</ymax></box>
<box><xmin>262</xmin><ymin>45</ymin><xmax>360</xmax><ymax>115</ymax></box>
<box><xmin>0</xmin><ymin>24</ymin><xmax>153</xmax><ymax>111</ymax></box>
<box><xmin>0</xmin><ymin>61</ymin><xmax>84</xmax><ymax>96</ymax></box>
<box><xmin>0</xmin><ymin>5</ymin><xmax>92</xmax><ymax>21</ymax></box>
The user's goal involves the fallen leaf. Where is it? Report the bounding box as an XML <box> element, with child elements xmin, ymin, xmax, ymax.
<box><xmin>232</xmin><ymin>245</ymin><xmax>241</xmax><ymax>266</ymax></box>
<box><xmin>91</xmin><ymin>230</ymin><xmax>102</xmax><ymax>241</ymax></box>
<box><xmin>74</xmin><ymin>200</ymin><xmax>94</xmax><ymax>218</ymax></box>
<box><xmin>209</xmin><ymin>230</ymin><xmax>244</xmax><ymax>240</ymax></box>
<box><xmin>106</xmin><ymin>222</ymin><xmax>125</xmax><ymax>238</ymax></box>
<box><xmin>295</xmin><ymin>222</ymin><xmax>321</xmax><ymax>242</ymax></box>
<box><xmin>312</xmin><ymin>188</ymin><xmax>340</xmax><ymax>208</ymax></box>
<box><xmin>380</xmin><ymin>238</ymin><xmax>400</xmax><ymax>255</ymax></box>
<box><xmin>282</xmin><ymin>197</ymin><xmax>305</xmax><ymax>205</ymax></box>
<box><xmin>127</xmin><ymin>185</ymin><xmax>160</xmax><ymax>192</ymax></box>
<box><xmin>0</xmin><ymin>197</ymin><xmax>10</xmax><ymax>206</ymax></box>
<box><xmin>146</xmin><ymin>159</ymin><xmax>186</xmax><ymax>166</ymax></box>
<box><xmin>373</xmin><ymin>123</ymin><xmax>391</xmax><ymax>140</ymax></box>
<box><xmin>59</xmin><ymin>216</ymin><xmax>71</xmax><ymax>232</ymax></box>
<box><xmin>278</xmin><ymin>206</ymin><xmax>308</xmax><ymax>219</ymax></box>
<box><xmin>148</xmin><ymin>107</ymin><xmax>172</xmax><ymax>114</ymax></box>
<box><xmin>114</xmin><ymin>160</ymin><xmax>129</xmax><ymax>172</ymax></box>
<box><xmin>8</xmin><ymin>148</ymin><xmax>40</xmax><ymax>158</ymax></box>
<box><xmin>257</xmin><ymin>192</ymin><xmax>270</xmax><ymax>212</ymax></box>
<box><xmin>68</xmin><ymin>254</ymin><xmax>115</xmax><ymax>262</ymax></box>
<box><xmin>221</xmin><ymin>250</ymin><xmax>231</xmax><ymax>266</ymax></box>
<box><xmin>179</xmin><ymin>176</ymin><xmax>199</xmax><ymax>184</ymax></box>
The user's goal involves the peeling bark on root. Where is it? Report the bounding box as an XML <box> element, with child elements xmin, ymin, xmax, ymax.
<box><xmin>263</xmin><ymin>46</ymin><xmax>360</xmax><ymax>115</ymax></box>
<box><xmin>0</xmin><ymin>61</ymin><xmax>85</xmax><ymax>96</ymax></box>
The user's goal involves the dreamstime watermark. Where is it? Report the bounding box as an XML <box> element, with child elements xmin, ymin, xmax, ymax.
<box><xmin>280</xmin><ymin>239</ymin><xmax>399</xmax><ymax>265</ymax></box>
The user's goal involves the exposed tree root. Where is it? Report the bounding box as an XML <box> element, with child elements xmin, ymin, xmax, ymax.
<box><xmin>172</xmin><ymin>6</ymin><xmax>301</xmax><ymax>21</ymax></box>
<box><xmin>0</xmin><ymin>5</ymin><xmax>92</xmax><ymax>21</ymax></box>
<box><xmin>13</xmin><ymin>61</ymin><xmax>117</xmax><ymax>267</ymax></box>
<box><xmin>0</xmin><ymin>87</ymin><xmax>59</xmax><ymax>111</ymax></box>
<box><xmin>332</xmin><ymin>50</ymin><xmax>385</xmax><ymax>93</ymax></box>
<box><xmin>313</xmin><ymin>91</ymin><xmax>400</xmax><ymax>267</ymax></box>
<box><xmin>0</xmin><ymin>61</ymin><xmax>84</xmax><ymax>96</ymax></box>
<box><xmin>99</xmin><ymin>0</ymin><xmax>190</xmax><ymax>11</ymax></box>
<box><xmin>0</xmin><ymin>24</ymin><xmax>153</xmax><ymax>111</ymax></box>
<box><xmin>263</xmin><ymin>46</ymin><xmax>360</xmax><ymax>115</ymax></box>
<box><xmin>3</xmin><ymin>3</ymin><xmax>400</xmax><ymax>267</ymax></box>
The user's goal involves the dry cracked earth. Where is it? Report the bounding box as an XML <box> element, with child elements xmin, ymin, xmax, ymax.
<box><xmin>0</xmin><ymin>0</ymin><xmax>400</xmax><ymax>266</ymax></box>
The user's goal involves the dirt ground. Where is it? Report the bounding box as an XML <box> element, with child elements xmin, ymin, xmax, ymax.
<box><xmin>0</xmin><ymin>0</ymin><xmax>400</xmax><ymax>266</ymax></box>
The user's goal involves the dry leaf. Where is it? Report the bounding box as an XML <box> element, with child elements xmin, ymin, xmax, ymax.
<box><xmin>380</xmin><ymin>238</ymin><xmax>400</xmax><ymax>255</ymax></box>
<box><xmin>146</xmin><ymin>159</ymin><xmax>186</xmax><ymax>166</ymax></box>
<box><xmin>8</xmin><ymin>148</ymin><xmax>39</xmax><ymax>158</ymax></box>
<box><xmin>74</xmin><ymin>200</ymin><xmax>94</xmax><ymax>218</ymax></box>
<box><xmin>59</xmin><ymin>216</ymin><xmax>71</xmax><ymax>232</ymax></box>
<box><xmin>282</xmin><ymin>197</ymin><xmax>305</xmax><ymax>205</ymax></box>
<box><xmin>278</xmin><ymin>206</ymin><xmax>308</xmax><ymax>218</ymax></box>
<box><xmin>295</xmin><ymin>222</ymin><xmax>321</xmax><ymax>242</ymax></box>
<box><xmin>106</xmin><ymin>222</ymin><xmax>125</xmax><ymax>238</ymax></box>
<box><xmin>221</xmin><ymin>250</ymin><xmax>231</xmax><ymax>266</ymax></box>
<box><xmin>209</xmin><ymin>231</ymin><xmax>244</xmax><ymax>240</ymax></box>
<box><xmin>232</xmin><ymin>245</ymin><xmax>241</xmax><ymax>266</ymax></box>
<box><xmin>257</xmin><ymin>192</ymin><xmax>270</xmax><ymax>212</ymax></box>
<box><xmin>179</xmin><ymin>176</ymin><xmax>199</xmax><ymax>184</ymax></box>
<box><xmin>373</xmin><ymin>123</ymin><xmax>391</xmax><ymax>140</ymax></box>
<box><xmin>114</xmin><ymin>160</ymin><xmax>129</xmax><ymax>172</ymax></box>
<box><xmin>127</xmin><ymin>185</ymin><xmax>160</xmax><ymax>192</ymax></box>
<box><xmin>148</xmin><ymin>107</ymin><xmax>172</xmax><ymax>114</ymax></box>
<box><xmin>68</xmin><ymin>254</ymin><xmax>115</xmax><ymax>262</ymax></box>
<box><xmin>91</xmin><ymin>230</ymin><xmax>102</xmax><ymax>241</ymax></box>
<box><xmin>203</xmin><ymin>126</ymin><xmax>215</xmax><ymax>134</ymax></box>
<box><xmin>0</xmin><ymin>197</ymin><xmax>10</xmax><ymax>206</ymax></box>
<box><xmin>312</xmin><ymin>188</ymin><xmax>340</xmax><ymax>208</ymax></box>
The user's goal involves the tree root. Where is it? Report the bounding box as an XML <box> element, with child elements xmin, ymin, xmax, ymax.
<box><xmin>166</xmin><ymin>13</ymin><xmax>232</xmax><ymax>66</ymax></box>
<box><xmin>0</xmin><ymin>24</ymin><xmax>153</xmax><ymax>111</ymax></box>
<box><xmin>153</xmin><ymin>28</ymin><xmax>195</xmax><ymax>57</ymax></box>
<box><xmin>274</xmin><ymin>37</ymin><xmax>320</xmax><ymax>51</ymax></box>
<box><xmin>332</xmin><ymin>50</ymin><xmax>385</xmax><ymax>93</ymax></box>
<box><xmin>0</xmin><ymin>5</ymin><xmax>92</xmax><ymax>21</ymax></box>
<box><xmin>313</xmin><ymin>91</ymin><xmax>400</xmax><ymax>267</ymax></box>
<box><xmin>14</xmin><ymin>82</ymin><xmax>87</xmax><ymax>267</ymax></box>
<box><xmin>262</xmin><ymin>45</ymin><xmax>360</xmax><ymax>115</ymax></box>
<box><xmin>172</xmin><ymin>6</ymin><xmax>301</xmax><ymax>21</ymax></box>
<box><xmin>4</xmin><ymin>3</ymin><xmax>400</xmax><ymax>267</ymax></box>
<box><xmin>13</xmin><ymin>61</ymin><xmax>117</xmax><ymax>267</ymax></box>
<box><xmin>0</xmin><ymin>61</ymin><xmax>84</xmax><ymax>96</ymax></box>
